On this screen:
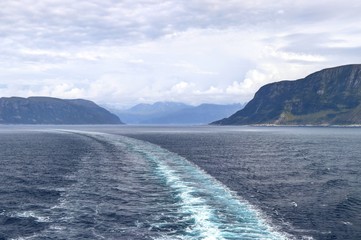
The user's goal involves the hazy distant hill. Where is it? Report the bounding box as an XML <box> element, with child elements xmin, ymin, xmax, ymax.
<box><xmin>114</xmin><ymin>102</ymin><xmax>191</xmax><ymax>124</ymax></box>
<box><xmin>213</xmin><ymin>64</ymin><xmax>361</xmax><ymax>125</ymax></box>
<box><xmin>114</xmin><ymin>102</ymin><xmax>243</xmax><ymax>124</ymax></box>
<box><xmin>142</xmin><ymin>103</ymin><xmax>243</xmax><ymax>124</ymax></box>
<box><xmin>0</xmin><ymin>97</ymin><xmax>122</xmax><ymax>124</ymax></box>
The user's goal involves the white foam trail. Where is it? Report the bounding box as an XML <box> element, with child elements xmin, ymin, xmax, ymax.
<box><xmin>11</xmin><ymin>211</ymin><xmax>50</xmax><ymax>223</ymax></box>
<box><xmin>58</xmin><ymin>130</ymin><xmax>291</xmax><ymax>240</ymax></box>
<box><xmin>10</xmin><ymin>235</ymin><xmax>39</xmax><ymax>240</ymax></box>
<box><xmin>129</xmin><ymin>138</ymin><xmax>288</xmax><ymax>240</ymax></box>
<box><xmin>156</xmin><ymin>162</ymin><xmax>223</xmax><ymax>239</ymax></box>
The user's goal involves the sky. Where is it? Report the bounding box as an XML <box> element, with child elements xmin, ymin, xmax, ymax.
<box><xmin>1</xmin><ymin>0</ymin><xmax>361</xmax><ymax>108</ymax></box>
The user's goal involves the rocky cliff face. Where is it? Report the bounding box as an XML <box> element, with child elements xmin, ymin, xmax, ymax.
<box><xmin>0</xmin><ymin>97</ymin><xmax>122</xmax><ymax>124</ymax></box>
<box><xmin>213</xmin><ymin>64</ymin><xmax>361</xmax><ymax>125</ymax></box>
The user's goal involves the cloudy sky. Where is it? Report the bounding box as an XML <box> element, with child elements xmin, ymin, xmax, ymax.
<box><xmin>1</xmin><ymin>0</ymin><xmax>361</xmax><ymax>108</ymax></box>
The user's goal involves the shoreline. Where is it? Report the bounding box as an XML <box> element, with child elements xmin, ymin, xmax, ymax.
<box><xmin>251</xmin><ymin>124</ymin><xmax>361</xmax><ymax>128</ymax></box>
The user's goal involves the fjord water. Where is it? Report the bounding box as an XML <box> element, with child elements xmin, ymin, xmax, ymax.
<box><xmin>0</xmin><ymin>126</ymin><xmax>360</xmax><ymax>239</ymax></box>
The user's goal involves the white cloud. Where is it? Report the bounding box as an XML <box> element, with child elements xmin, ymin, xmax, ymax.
<box><xmin>171</xmin><ymin>81</ymin><xmax>193</xmax><ymax>94</ymax></box>
<box><xmin>0</xmin><ymin>0</ymin><xmax>360</xmax><ymax>107</ymax></box>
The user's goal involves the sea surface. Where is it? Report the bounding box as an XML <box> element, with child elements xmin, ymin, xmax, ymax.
<box><xmin>0</xmin><ymin>125</ymin><xmax>360</xmax><ymax>240</ymax></box>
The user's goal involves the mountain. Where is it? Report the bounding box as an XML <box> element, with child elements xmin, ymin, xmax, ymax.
<box><xmin>0</xmin><ymin>97</ymin><xmax>122</xmax><ymax>124</ymax></box>
<box><xmin>114</xmin><ymin>102</ymin><xmax>191</xmax><ymax>124</ymax></box>
<box><xmin>114</xmin><ymin>102</ymin><xmax>243</xmax><ymax>124</ymax></box>
<box><xmin>142</xmin><ymin>103</ymin><xmax>243</xmax><ymax>124</ymax></box>
<box><xmin>213</xmin><ymin>64</ymin><xmax>361</xmax><ymax>125</ymax></box>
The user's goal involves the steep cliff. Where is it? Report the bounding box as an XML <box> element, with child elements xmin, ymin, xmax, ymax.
<box><xmin>213</xmin><ymin>64</ymin><xmax>361</xmax><ymax>125</ymax></box>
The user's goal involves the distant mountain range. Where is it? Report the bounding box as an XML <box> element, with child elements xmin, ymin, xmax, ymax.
<box><xmin>213</xmin><ymin>64</ymin><xmax>361</xmax><ymax>125</ymax></box>
<box><xmin>0</xmin><ymin>97</ymin><xmax>122</xmax><ymax>124</ymax></box>
<box><xmin>113</xmin><ymin>102</ymin><xmax>243</xmax><ymax>124</ymax></box>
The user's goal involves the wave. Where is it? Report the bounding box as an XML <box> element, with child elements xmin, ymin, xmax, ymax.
<box><xmin>64</xmin><ymin>130</ymin><xmax>290</xmax><ymax>240</ymax></box>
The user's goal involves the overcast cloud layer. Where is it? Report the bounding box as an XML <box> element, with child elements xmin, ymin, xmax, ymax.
<box><xmin>1</xmin><ymin>0</ymin><xmax>361</xmax><ymax>107</ymax></box>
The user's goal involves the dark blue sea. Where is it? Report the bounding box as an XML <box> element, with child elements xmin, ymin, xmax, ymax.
<box><xmin>0</xmin><ymin>126</ymin><xmax>360</xmax><ymax>240</ymax></box>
